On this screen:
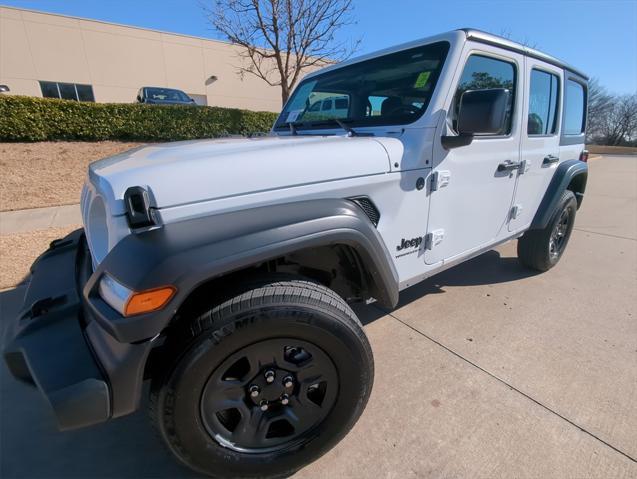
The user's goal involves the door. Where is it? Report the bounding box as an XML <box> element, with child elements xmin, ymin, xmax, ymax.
<box><xmin>425</xmin><ymin>47</ymin><xmax>523</xmax><ymax>265</ymax></box>
<box><xmin>509</xmin><ymin>61</ymin><xmax>562</xmax><ymax>231</ymax></box>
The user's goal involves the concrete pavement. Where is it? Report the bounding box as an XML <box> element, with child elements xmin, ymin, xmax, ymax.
<box><xmin>1</xmin><ymin>155</ymin><xmax>636</xmax><ymax>478</ymax></box>
<box><xmin>0</xmin><ymin>204</ymin><xmax>81</xmax><ymax>235</ymax></box>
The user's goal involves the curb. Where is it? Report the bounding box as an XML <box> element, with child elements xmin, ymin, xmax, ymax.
<box><xmin>0</xmin><ymin>204</ymin><xmax>81</xmax><ymax>235</ymax></box>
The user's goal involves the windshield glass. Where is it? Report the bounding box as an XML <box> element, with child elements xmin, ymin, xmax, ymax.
<box><xmin>275</xmin><ymin>41</ymin><xmax>449</xmax><ymax>131</ymax></box>
<box><xmin>145</xmin><ymin>87</ymin><xmax>191</xmax><ymax>102</ymax></box>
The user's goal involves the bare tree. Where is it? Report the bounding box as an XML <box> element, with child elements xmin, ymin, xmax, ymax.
<box><xmin>595</xmin><ymin>93</ymin><xmax>637</xmax><ymax>145</ymax></box>
<box><xmin>206</xmin><ymin>0</ymin><xmax>359</xmax><ymax>105</ymax></box>
<box><xmin>586</xmin><ymin>78</ymin><xmax>614</xmax><ymax>141</ymax></box>
<box><xmin>498</xmin><ymin>28</ymin><xmax>538</xmax><ymax>49</ymax></box>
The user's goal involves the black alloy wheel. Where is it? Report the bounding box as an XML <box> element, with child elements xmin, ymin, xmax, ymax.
<box><xmin>200</xmin><ymin>338</ymin><xmax>338</xmax><ymax>453</ymax></box>
<box><xmin>517</xmin><ymin>189</ymin><xmax>577</xmax><ymax>271</ymax></box>
<box><xmin>149</xmin><ymin>275</ymin><xmax>373</xmax><ymax>479</ymax></box>
<box><xmin>548</xmin><ymin>208</ymin><xmax>571</xmax><ymax>260</ymax></box>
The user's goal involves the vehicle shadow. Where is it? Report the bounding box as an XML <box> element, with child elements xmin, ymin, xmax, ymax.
<box><xmin>0</xmin><ymin>248</ymin><xmax>535</xmax><ymax>478</ymax></box>
<box><xmin>357</xmin><ymin>248</ymin><xmax>539</xmax><ymax>325</ymax></box>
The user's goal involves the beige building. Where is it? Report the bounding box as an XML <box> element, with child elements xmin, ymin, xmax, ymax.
<box><xmin>0</xmin><ymin>6</ymin><xmax>286</xmax><ymax>112</ymax></box>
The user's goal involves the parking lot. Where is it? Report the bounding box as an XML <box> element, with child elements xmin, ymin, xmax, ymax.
<box><xmin>1</xmin><ymin>155</ymin><xmax>635</xmax><ymax>478</ymax></box>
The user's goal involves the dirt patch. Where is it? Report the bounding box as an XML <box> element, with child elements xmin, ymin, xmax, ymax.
<box><xmin>0</xmin><ymin>226</ymin><xmax>81</xmax><ymax>289</ymax></box>
<box><xmin>0</xmin><ymin>141</ymin><xmax>145</xmax><ymax>212</ymax></box>
<box><xmin>586</xmin><ymin>145</ymin><xmax>637</xmax><ymax>155</ymax></box>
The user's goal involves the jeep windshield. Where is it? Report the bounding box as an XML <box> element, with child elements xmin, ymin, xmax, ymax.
<box><xmin>275</xmin><ymin>41</ymin><xmax>449</xmax><ymax>132</ymax></box>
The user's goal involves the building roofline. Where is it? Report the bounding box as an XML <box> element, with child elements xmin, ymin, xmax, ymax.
<box><xmin>459</xmin><ymin>28</ymin><xmax>589</xmax><ymax>80</ymax></box>
<box><xmin>0</xmin><ymin>4</ymin><xmax>233</xmax><ymax>47</ymax></box>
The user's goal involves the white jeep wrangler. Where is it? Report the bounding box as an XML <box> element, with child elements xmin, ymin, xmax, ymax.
<box><xmin>4</xmin><ymin>29</ymin><xmax>588</xmax><ymax>478</ymax></box>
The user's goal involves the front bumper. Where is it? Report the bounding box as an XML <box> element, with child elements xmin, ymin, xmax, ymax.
<box><xmin>2</xmin><ymin>230</ymin><xmax>151</xmax><ymax>430</ymax></box>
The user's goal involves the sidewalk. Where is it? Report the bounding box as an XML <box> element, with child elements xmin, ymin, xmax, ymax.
<box><xmin>0</xmin><ymin>204</ymin><xmax>81</xmax><ymax>235</ymax></box>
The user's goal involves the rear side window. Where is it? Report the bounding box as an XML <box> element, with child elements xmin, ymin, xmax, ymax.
<box><xmin>335</xmin><ymin>98</ymin><xmax>348</xmax><ymax>109</ymax></box>
<box><xmin>528</xmin><ymin>69</ymin><xmax>559</xmax><ymax>135</ymax></box>
<box><xmin>455</xmin><ymin>54</ymin><xmax>516</xmax><ymax>135</ymax></box>
<box><xmin>564</xmin><ymin>80</ymin><xmax>586</xmax><ymax>135</ymax></box>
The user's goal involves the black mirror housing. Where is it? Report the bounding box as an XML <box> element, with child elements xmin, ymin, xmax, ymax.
<box><xmin>457</xmin><ymin>88</ymin><xmax>510</xmax><ymax>136</ymax></box>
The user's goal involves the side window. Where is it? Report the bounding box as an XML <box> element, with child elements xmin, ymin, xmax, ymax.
<box><xmin>528</xmin><ymin>69</ymin><xmax>559</xmax><ymax>135</ymax></box>
<box><xmin>454</xmin><ymin>54</ymin><xmax>516</xmax><ymax>135</ymax></box>
<box><xmin>334</xmin><ymin>98</ymin><xmax>348</xmax><ymax>109</ymax></box>
<box><xmin>367</xmin><ymin>95</ymin><xmax>388</xmax><ymax>116</ymax></box>
<box><xmin>564</xmin><ymin>80</ymin><xmax>586</xmax><ymax>135</ymax></box>
<box><xmin>299</xmin><ymin>92</ymin><xmax>349</xmax><ymax>121</ymax></box>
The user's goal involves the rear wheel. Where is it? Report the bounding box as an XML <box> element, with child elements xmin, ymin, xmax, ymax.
<box><xmin>149</xmin><ymin>276</ymin><xmax>373</xmax><ymax>478</ymax></box>
<box><xmin>518</xmin><ymin>190</ymin><xmax>577</xmax><ymax>271</ymax></box>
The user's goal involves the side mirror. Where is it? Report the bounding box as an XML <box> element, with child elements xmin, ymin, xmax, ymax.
<box><xmin>136</xmin><ymin>95</ymin><xmax>143</xmax><ymax>103</ymax></box>
<box><xmin>442</xmin><ymin>88</ymin><xmax>511</xmax><ymax>149</ymax></box>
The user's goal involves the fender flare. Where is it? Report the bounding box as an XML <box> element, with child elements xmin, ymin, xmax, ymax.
<box><xmin>530</xmin><ymin>159</ymin><xmax>588</xmax><ymax>230</ymax></box>
<box><xmin>84</xmin><ymin>198</ymin><xmax>399</xmax><ymax>344</ymax></box>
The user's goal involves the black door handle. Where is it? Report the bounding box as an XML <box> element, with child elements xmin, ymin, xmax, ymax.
<box><xmin>543</xmin><ymin>154</ymin><xmax>559</xmax><ymax>165</ymax></box>
<box><xmin>497</xmin><ymin>160</ymin><xmax>522</xmax><ymax>172</ymax></box>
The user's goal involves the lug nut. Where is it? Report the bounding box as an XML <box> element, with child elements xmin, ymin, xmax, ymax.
<box><xmin>249</xmin><ymin>385</ymin><xmax>260</xmax><ymax>398</ymax></box>
<box><xmin>259</xmin><ymin>400</ymin><xmax>269</xmax><ymax>411</ymax></box>
<box><xmin>283</xmin><ymin>376</ymin><xmax>294</xmax><ymax>388</ymax></box>
<box><xmin>280</xmin><ymin>394</ymin><xmax>290</xmax><ymax>406</ymax></box>
<box><xmin>264</xmin><ymin>370</ymin><xmax>275</xmax><ymax>383</ymax></box>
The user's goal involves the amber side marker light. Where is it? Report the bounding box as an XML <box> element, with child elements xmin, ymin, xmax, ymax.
<box><xmin>124</xmin><ymin>286</ymin><xmax>176</xmax><ymax>316</ymax></box>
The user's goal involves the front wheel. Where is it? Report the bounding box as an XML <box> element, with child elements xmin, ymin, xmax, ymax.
<box><xmin>517</xmin><ymin>190</ymin><xmax>577</xmax><ymax>272</ymax></box>
<box><xmin>149</xmin><ymin>276</ymin><xmax>373</xmax><ymax>478</ymax></box>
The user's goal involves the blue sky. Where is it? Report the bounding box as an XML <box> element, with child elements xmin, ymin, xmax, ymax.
<box><xmin>2</xmin><ymin>0</ymin><xmax>636</xmax><ymax>94</ymax></box>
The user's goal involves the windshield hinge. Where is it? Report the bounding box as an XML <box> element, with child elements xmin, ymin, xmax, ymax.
<box><xmin>430</xmin><ymin>170</ymin><xmax>451</xmax><ymax>192</ymax></box>
<box><xmin>424</xmin><ymin>229</ymin><xmax>445</xmax><ymax>250</ymax></box>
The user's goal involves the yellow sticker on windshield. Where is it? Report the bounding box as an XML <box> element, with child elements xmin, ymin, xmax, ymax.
<box><xmin>414</xmin><ymin>71</ymin><xmax>431</xmax><ymax>89</ymax></box>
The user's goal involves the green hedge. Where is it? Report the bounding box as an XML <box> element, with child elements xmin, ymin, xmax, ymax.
<box><xmin>0</xmin><ymin>95</ymin><xmax>278</xmax><ymax>142</ymax></box>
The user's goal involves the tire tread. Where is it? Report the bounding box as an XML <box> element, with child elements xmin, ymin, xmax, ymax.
<box><xmin>518</xmin><ymin>189</ymin><xmax>577</xmax><ymax>272</ymax></box>
<box><xmin>148</xmin><ymin>274</ymin><xmax>372</xmax><ymax>478</ymax></box>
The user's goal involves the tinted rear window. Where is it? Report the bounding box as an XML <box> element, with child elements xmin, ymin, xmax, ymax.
<box><xmin>564</xmin><ymin>80</ymin><xmax>585</xmax><ymax>135</ymax></box>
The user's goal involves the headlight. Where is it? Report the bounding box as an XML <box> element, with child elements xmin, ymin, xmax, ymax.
<box><xmin>98</xmin><ymin>274</ymin><xmax>176</xmax><ymax>316</ymax></box>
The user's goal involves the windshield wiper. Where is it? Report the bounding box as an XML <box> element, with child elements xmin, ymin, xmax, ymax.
<box><xmin>333</xmin><ymin>118</ymin><xmax>357</xmax><ymax>136</ymax></box>
<box><xmin>281</xmin><ymin>119</ymin><xmax>372</xmax><ymax>137</ymax></box>
<box><xmin>286</xmin><ymin>121</ymin><xmax>312</xmax><ymax>135</ymax></box>
<box><xmin>309</xmin><ymin>118</ymin><xmax>372</xmax><ymax>137</ymax></box>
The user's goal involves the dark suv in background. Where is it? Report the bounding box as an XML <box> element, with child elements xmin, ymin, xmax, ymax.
<box><xmin>136</xmin><ymin>86</ymin><xmax>195</xmax><ymax>105</ymax></box>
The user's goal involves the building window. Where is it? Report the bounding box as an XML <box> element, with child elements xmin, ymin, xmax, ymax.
<box><xmin>39</xmin><ymin>81</ymin><xmax>95</xmax><ymax>102</ymax></box>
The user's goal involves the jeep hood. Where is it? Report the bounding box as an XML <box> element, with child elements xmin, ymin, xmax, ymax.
<box><xmin>89</xmin><ymin>135</ymin><xmax>394</xmax><ymax>215</ymax></box>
